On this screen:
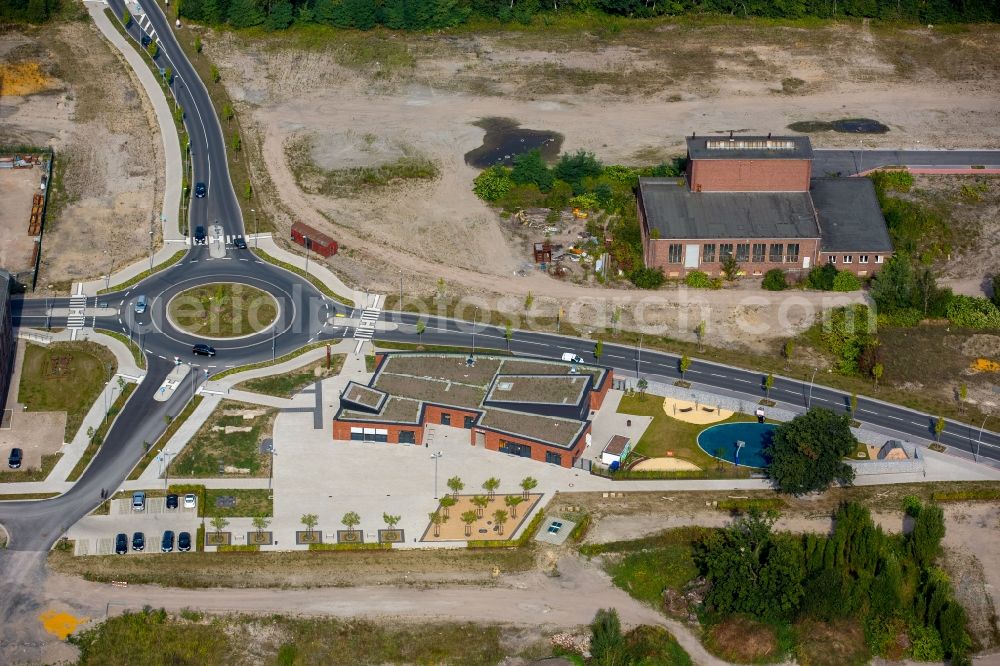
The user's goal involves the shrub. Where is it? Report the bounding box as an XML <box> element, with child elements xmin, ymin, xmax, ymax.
<box><xmin>946</xmin><ymin>295</ymin><xmax>1000</xmax><ymax>329</ymax></box>
<box><xmin>472</xmin><ymin>165</ymin><xmax>513</xmax><ymax>202</ymax></box>
<box><xmin>762</xmin><ymin>269</ymin><xmax>788</xmax><ymax>291</ymax></box>
<box><xmin>807</xmin><ymin>262</ymin><xmax>838</xmax><ymax>290</ymax></box>
<box><xmin>569</xmin><ymin>193</ymin><xmax>599</xmax><ymax>210</ymax></box>
<box><xmin>510</xmin><ymin>149</ymin><xmax>553</xmax><ymax>192</ymax></box>
<box><xmin>832</xmin><ymin>270</ymin><xmax>862</xmax><ymax>292</ymax></box>
<box><xmin>869</xmin><ymin>169</ymin><xmax>913</xmax><ymax>193</ymax></box>
<box><xmin>685</xmin><ymin>270</ymin><xmax>712</xmax><ymax>288</ymax></box>
<box><xmin>554</xmin><ymin>150</ymin><xmax>603</xmax><ymax>193</ymax></box>
<box><xmin>992</xmin><ymin>274</ymin><xmax>1000</xmax><ymax>308</ymax></box>
<box><xmin>876</xmin><ymin>308</ymin><xmax>923</xmax><ymax>327</ymax></box>
<box><xmin>629</xmin><ymin>266</ymin><xmax>665</xmax><ymax>289</ymax></box>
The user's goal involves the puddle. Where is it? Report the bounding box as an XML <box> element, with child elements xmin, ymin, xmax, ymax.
<box><xmin>787</xmin><ymin>118</ymin><xmax>889</xmax><ymax>134</ymax></box>
<box><xmin>464</xmin><ymin>117</ymin><xmax>563</xmax><ymax>169</ymax></box>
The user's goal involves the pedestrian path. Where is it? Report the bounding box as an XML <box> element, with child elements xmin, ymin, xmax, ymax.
<box><xmin>67</xmin><ymin>284</ymin><xmax>87</xmax><ymax>339</ymax></box>
<box><xmin>353</xmin><ymin>294</ymin><xmax>383</xmax><ymax>342</ymax></box>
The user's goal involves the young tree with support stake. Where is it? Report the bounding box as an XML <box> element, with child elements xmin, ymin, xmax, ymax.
<box><xmin>493</xmin><ymin>509</ymin><xmax>509</xmax><ymax>536</ymax></box>
<box><xmin>934</xmin><ymin>416</ymin><xmax>946</xmax><ymax>441</ymax></box>
<box><xmin>505</xmin><ymin>494</ymin><xmax>524</xmax><ymax>518</ymax></box>
<box><xmin>504</xmin><ymin>322</ymin><xmax>513</xmax><ymax>352</ymax></box>
<box><xmin>341</xmin><ymin>511</ymin><xmax>360</xmax><ymax>533</ymax></box>
<box><xmin>300</xmin><ymin>513</ymin><xmax>318</xmax><ymax>537</ymax></box>
<box><xmin>519</xmin><ymin>476</ymin><xmax>537</xmax><ymax>500</ymax></box>
<box><xmin>428</xmin><ymin>511</ymin><xmax>443</xmax><ymax>537</ymax></box>
<box><xmin>383</xmin><ymin>513</ymin><xmax>400</xmax><ymax>530</ymax></box>
<box><xmin>439</xmin><ymin>495</ymin><xmax>456</xmax><ymax>518</ymax></box>
<box><xmin>594</xmin><ymin>339</ymin><xmax>603</xmax><ymax>361</ymax></box>
<box><xmin>471</xmin><ymin>495</ymin><xmax>488</xmax><ymax>518</ymax></box>
<box><xmin>210</xmin><ymin>515</ymin><xmax>229</xmax><ymax>535</ymax></box>
<box><xmin>482</xmin><ymin>477</ymin><xmax>500</xmax><ymax>501</ymax></box>
<box><xmin>446</xmin><ymin>476</ymin><xmax>464</xmax><ymax>498</ymax></box>
<box><xmin>460</xmin><ymin>510</ymin><xmax>478</xmax><ymax>537</ymax></box>
<box><xmin>679</xmin><ymin>355</ymin><xmax>691</xmax><ymax>380</ymax></box>
<box><xmin>251</xmin><ymin>513</ymin><xmax>269</xmax><ymax>538</ymax></box>
<box><xmin>764</xmin><ymin>372</ymin><xmax>774</xmax><ymax>399</ymax></box>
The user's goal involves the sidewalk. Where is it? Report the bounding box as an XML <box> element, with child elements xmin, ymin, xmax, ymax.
<box><xmin>253</xmin><ymin>235</ymin><xmax>358</xmax><ymax>305</ymax></box>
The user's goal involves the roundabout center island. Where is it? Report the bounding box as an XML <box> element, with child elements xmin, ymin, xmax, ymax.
<box><xmin>167</xmin><ymin>283</ymin><xmax>279</xmax><ymax>339</ymax></box>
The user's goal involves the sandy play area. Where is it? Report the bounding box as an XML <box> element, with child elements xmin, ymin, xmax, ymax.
<box><xmin>629</xmin><ymin>457</ymin><xmax>701</xmax><ymax>472</ymax></box>
<box><xmin>661</xmin><ymin>396</ymin><xmax>734</xmax><ymax>424</ymax></box>
<box><xmin>421</xmin><ymin>493</ymin><xmax>542</xmax><ymax>542</ymax></box>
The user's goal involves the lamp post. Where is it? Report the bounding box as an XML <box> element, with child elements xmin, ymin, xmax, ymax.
<box><xmin>430</xmin><ymin>451</ymin><xmax>443</xmax><ymax>499</ymax></box>
<box><xmin>272</xmin><ymin>323</ymin><xmax>276</xmax><ymax>362</ymax></box>
<box><xmin>149</xmin><ymin>227</ymin><xmax>155</xmax><ymax>273</ymax></box>
<box><xmin>105</xmin><ymin>252</ymin><xmax>113</xmax><ymax>291</ymax></box>
<box><xmin>103</xmin><ymin>363</ymin><xmax>112</xmax><ymax>424</ymax></box>
<box><xmin>976</xmin><ymin>413</ymin><xmax>991</xmax><ymax>463</ymax></box>
<box><xmin>472</xmin><ymin>307</ymin><xmax>480</xmax><ymax>356</ymax></box>
<box><xmin>162</xmin><ymin>451</ymin><xmax>177</xmax><ymax>489</ymax></box>
<box><xmin>267</xmin><ymin>443</ymin><xmax>276</xmax><ymax>491</ymax></box>
<box><xmin>636</xmin><ymin>334</ymin><xmax>643</xmax><ymax>379</ymax></box>
<box><xmin>807</xmin><ymin>368</ymin><xmax>818</xmax><ymax>408</ymax></box>
<box><xmin>304</xmin><ymin>235</ymin><xmax>310</xmax><ymax>274</ymax></box>
<box><xmin>399</xmin><ymin>269</ymin><xmax>403</xmax><ymax>309</ymax></box>
<box><xmin>252</xmin><ymin>208</ymin><xmax>258</xmax><ymax>247</ymax></box>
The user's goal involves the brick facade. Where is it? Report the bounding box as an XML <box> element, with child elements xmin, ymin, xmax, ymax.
<box><xmin>688</xmin><ymin>158</ymin><xmax>812</xmax><ymax>192</ymax></box>
<box><xmin>475</xmin><ymin>423</ymin><xmax>590</xmax><ymax>468</ymax></box>
<box><xmin>818</xmin><ymin>251</ymin><xmax>889</xmax><ymax>277</ymax></box>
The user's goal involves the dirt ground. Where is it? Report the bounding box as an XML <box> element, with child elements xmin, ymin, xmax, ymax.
<box><xmin>421</xmin><ymin>493</ymin><xmax>541</xmax><ymax>541</ymax></box>
<box><xmin>198</xmin><ymin>19</ymin><xmax>1000</xmax><ymax>348</ymax></box>
<box><xmin>0</xmin><ymin>167</ymin><xmax>43</xmax><ymax>274</ymax></box>
<box><xmin>0</xmin><ymin>20</ymin><xmax>162</xmax><ymax>292</ymax></box>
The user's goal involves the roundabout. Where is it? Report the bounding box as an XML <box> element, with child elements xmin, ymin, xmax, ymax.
<box><xmin>166</xmin><ymin>282</ymin><xmax>279</xmax><ymax>340</ymax></box>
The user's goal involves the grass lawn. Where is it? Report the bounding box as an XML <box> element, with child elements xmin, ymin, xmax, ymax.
<box><xmin>211</xmin><ymin>341</ymin><xmax>329</xmax><ymax>380</ymax></box>
<box><xmin>236</xmin><ymin>354</ymin><xmax>345</xmax><ymax>398</ymax></box>
<box><xmin>617</xmin><ymin>393</ymin><xmax>758</xmax><ymax>474</ymax></box>
<box><xmin>128</xmin><ymin>396</ymin><xmax>204</xmax><ymax>480</ymax></box>
<box><xmin>168</xmin><ymin>401</ymin><xmax>275</xmax><ymax>478</ymax></box>
<box><xmin>67</xmin><ymin>384</ymin><xmax>137</xmax><ymax>481</ymax></box>
<box><xmin>70</xmin><ymin>608</ymin><xmax>552</xmax><ymax>665</ymax></box>
<box><xmin>168</xmin><ymin>283</ymin><xmax>277</xmax><ymax>338</ymax></box>
<box><xmin>205</xmin><ymin>488</ymin><xmax>273</xmax><ymax>518</ymax></box>
<box><xmin>18</xmin><ymin>341</ymin><xmax>117</xmax><ymax>441</ymax></box>
<box><xmin>0</xmin><ymin>453</ymin><xmax>61</xmax><ymax>483</ymax></box>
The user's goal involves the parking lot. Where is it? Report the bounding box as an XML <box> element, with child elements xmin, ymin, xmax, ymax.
<box><xmin>68</xmin><ymin>497</ymin><xmax>200</xmax><ymax>556</ymax></box>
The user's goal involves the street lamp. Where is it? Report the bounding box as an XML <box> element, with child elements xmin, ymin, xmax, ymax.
<box><xmin>304</xmin><ymin>235</ymin><xmax>310</xmax><ymax>274</ymax></box>
<box><xmin>149</xmin><ymin>227</ymin><xmax>155</xmax><ymax>273</ymax></box>
<box><xmin>162</xmin><ymin>451</ymin><xmax>177</xmax><ymax>489</ymax></box>
<box><xmin>807</xmin><ymin>368</ymin><xmax>818</xmax><ymax>408</ymax></box>
<box><xmin>267</xmin><ymin>443</ymin><xmax>277</xmax><ymax>491</ymax></box>
<box><xmin>430</xmin><ymin>451</ymin><xmax>443</xmax><ymax>499</ymax></box>
<box><xmin>399</xmin><ymin>269</ymin><xmax>403</xmax><ymax>309</ymax></box>
<box><xmin>252</xmin><ymin>208</ymin><xmax>258</xmax><ymax>247</ymax></box>
<box><xmin>976</xmin><ymin>413</ymin><xmax>991</xmax><ymax>463</ymax></box>
<box><xmin>105</xmin><ymin>251</ymin><xmax>113</xmax><ymax>291</ymax></box>
<box><xmin>472</xmin><ymin>307</ymin><xmax>480</xmax><ymax>356</ymax></box>
<box><xmin>103</xmin><ymin>363</ymin><xmax>112</xmax><ymax>424</ymax></box>
<box><xmin>636</xmin><ymin>333</ymin><xmax>643</xmax><ymax>379</ymax></box>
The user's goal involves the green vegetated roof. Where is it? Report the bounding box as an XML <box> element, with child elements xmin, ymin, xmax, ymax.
<box><xmin>480</xmin><ymin>408</ymin><xmax>586</xmax><ymax>448</ymax></box>
<box><xmin>341</xmin><ymin>382</ymin><xmax>386</xmax><ymax>409</ymax></box>
<box><xmin>485</xmin><ymin>374</ymin><xmax>589</xmax><ymax>405</ymax></box>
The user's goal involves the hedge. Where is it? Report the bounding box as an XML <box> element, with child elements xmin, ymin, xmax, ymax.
<box><xmin>569</xmin><ymin>513</ymin><xmax>592</xmax><ymax>543</ymax></box>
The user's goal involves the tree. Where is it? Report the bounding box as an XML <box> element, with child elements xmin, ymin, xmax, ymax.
<box><xmin>493</xmin><ymin>509</ymin><xmax>509</xmax><ymax>535</ymax></box>
<box><xmin>782</xmin><ymin>339</ymin><xmax>794</xmax><ymax>360</ymax></box>
<box><xmin>629</xmin><ymin>266</ymin><xmax>665</xmax><ymax>289</ymax></box>
<box><xmin>174</xmin><ymin>104</ymin><xmax>184</xmax><ymax>125</ymax></box>
<box><xmin>147</xmin><ymin>41</ymin><xmax>159</xmax><ymax>59</ymax></box>
<box><xmin>300</xmin><ymin>513</ymin><xmax>318</xmax><ymax>537</ymax></box>
<box><xmin>696</xmin><ymin>321</ymin><xmax>706</xmax><ymax>351</ymax></box>
<box><xmin>415</xmin><ymin>319</ymin><xmax>426</xmax><ymax>340</ymax></box>
<box><xmin>504</xmin><ymin>494</ymin><xmax>524</xmax><ymax>518</ymax></box>
<box><xmin>341</xmin><ymin>511</ymin><xmax>361</xmax><ymax>532</ymax></box>
<box><xmin>721</xmin><ymin>254</ymin><xmax>741</xmax><ymax>282</ymax></box>
<box><xmin>766</xmin><ymin>407</ymin><xmax>858</xmax><ymax>494</ymax></box>
<box><xmin>383</xmin><ymin>513</ymin><xmax>400</xmax><ymax>530</ymax></box>
<box><xmin>807</xmin><ymin>262</ymin><xmax>839</xmax><ymax>291</ymax></box>
<box><xmin>594</xmin><ymin>339</ymin><xmax>603</xmax><ymax>360</ymax></box>
<box><xmin>992</xmin><ymin>274</ymin><xmax>1000</xmax><ymax>308</ymax></box>
<box><xmin>194</xmin><ymin>36</ymin><xmax>202</xmax><ymax>53</ymax></box>
<box><xmin>589</xmin><ymin>608</ymin><xmax>627</xmax><ymax>665</ymax></box>
<box><xmin>121</xmin><ymin>7</ymin><xmax>132</xmax><ymax>25</ymax></box>
<box><xmin>231</xmin><ymin>132</ymin><xmax>241</xmax><ymax>154</ymax></box>
<box><xmin>243</xmin><ymin>181</ymin><xmax>252</xmax><ymax>201</ymax></box>
<box><xmin>227</xmin><ymin>0</ymin><xmax>264</xmax><ymax>27</ymax></box>
<box><xmin>439</xmin><ymin>495</ymin><xmax>457</xmax><ymax>518</ymax></box>
<box><xmin>679</xmin><ymin>355</ymin><xmax>691</xmax><ymax>379</ymax></box>
<box><xmin>210</xmin><ymin>515</ymin><xmax>229</xmax><ymax>534</ymax></box>
<box><xmin>460</xmin><ymin>510</ymin><xmax>478</xmax><ymax>537</ymax></box>
<box><xmin>764</xmin><ymin>372</ymin><xmax>774</xmax><ymax>398</ymax></box>
<box><xmin>472</xmin><ymin>165</ymin><xmax>514</xmax><ymax>202</ymax></box>
<box><xmin>510</xmin><ymin>149</ymin><xmax>554</xmax><ymax>192</ymax></box>
<box><xmin>762</xmin><ymin>268</ymin><xmax>788</xmax><ymax>291</ymax></box>
<box><xmin>482</xmin><ymin>477</ymin><xmax>500</xmax><ymax>501</ymax></box>
<box><xmin>251</xmin><ymin>513</ymin><xmax>269</xmax><ymax>537</ymax></box>
<box><xmin>265</xmin><ymin>0</ymin><xmax>294</xmax><ymax>30</ymax></box>
<box><xmin>636</xmin><ymin>378</ymin><xmax>648</xmax><ymax>398</ymax></box>
<box><xmin>221</xmin><ymin>103</ymin><xmax>234</xmax><ymax>125</ymax></box>
<box><xmin>958</xmin><ymin>383</ymin><xmax>967</xmax><ymax>409</ymax></box>
<box><xmin>504</xmin><ymin>322</ymin><xmax>513</xmax><ymax>351</ymax></box>
<box><xmin>471</xmin><ymin>495</ymin><xmax>489</xmax><ymax>518</ymax></box>
<box><xmin>833</xmin><ymin>270</ymin><xmax>862</xmax><ymax>292</ymax></box>
<box><xmin>519</xmin><ymin>476</ymin><xmax>537</xmax><ymax>500</ymax></box>
<box><xmin>870</xmin><ymin>253</ymin><xmax>915</xmax><ymax>311</ymax></box>
<box><xmin>447</xmin><ymin>475</ymin><xmax>464</xmax><ymax>498</ymax></box>
<box><xmin>909</xmin><ymin>502</ymin><xmax>945</xmax><ymax>567</ymax></box>
<box><xmin>524</xmin><ymin>291</ymin><xmax>534</xmax><ymax>311</ymax></box>
<box><xmin>872</xmin><ymin>362</ymin><xmax>884</xmax><ymax>391</ymax></box>
<box><xmin>934</xmin><ymin>416</ymin><xmax>945</xmax><ymax>441</ymax></box>
<box><xmin>850</xmin><ymin>393</ymin><xmax>858</xmax><ymax>414</ymax></box>
<box><xmin>428</xmin><ymin>511</ymin><xmax>443</xmax><ymax>537</ymax></box>
<box><xmin>553</xmin><ymin>150</ymin><xmax>603</xmax><ymax>193</ymax></box>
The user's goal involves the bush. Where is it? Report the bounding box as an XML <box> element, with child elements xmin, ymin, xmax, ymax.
<box><xmin>510</xmin><ymin>149</ymin><xmax>553</xmax><ymax>192</ymax></box>
<box><xmin>554</xmin><ymin>150</ymin><xmax>603</xmax><ymax>193</ymax></box>
<box><xmin>472</xmin><ymin>165</ymin><xmax>513</xmax><ymax>202</ymax></box>
<box><xmin>832</xmin><ymin>270</ymin><xmax>862</xmax><ymax>292</ymax></box>
<box><xmin>569</xmin><ymin>193</ymin><xmax>599</xmax><ymax>210</ymax></box>
<box><xmin>876</xmin><ymin>308</ymin><xmax>923</xmax><ymax>327</ymax></box>
<box><xmin>946</xmin><ymin>295</ymin><xmax>1000</xmax><ymax>329</ymax></box>
<box><xmin>869</xmin><ymin>169</ymin><xmax>914</xmax><ymax>194</ymax></box>
<box><xmin>629</xmin><ymin>266</ymin><xmax>665</xmax><ymax>289</ymax></box>
<box><xmin>762</xmin><ymin>269</ymin><xmax>788</xmax><ymax>291</ymax></box>
<box><xmin>992</xmin><ymin>274</ymin><xmax>1000</xmax><ymax>308</ymax></box>
<box><xmin>807</xmin><ymin>262</ymin><xmax>838</xmax><ymax>290</ymax></box>
<box><xmin>685</xmin><ymin>270</ymin><xmax>712</xmax><ymax>288</ymax></box>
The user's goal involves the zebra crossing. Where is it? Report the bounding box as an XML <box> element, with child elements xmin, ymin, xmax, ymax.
<box><xmin>183</xmin><ymin>234</ymin><xmax>248</xmax><ymax>246</ymax></box>
<box><xmin>68</xmin><ymin>294</ymin><xmax>87</xmax><ymax>337</ymax></box>
<box><xmin>353</xmin><ymin>295</ymin><xmax>383</xmax><ymax>341</ymax></box>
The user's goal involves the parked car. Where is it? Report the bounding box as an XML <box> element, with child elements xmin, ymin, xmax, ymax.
<box><xmin>233</xmin><ymin>236</ymin><xmax>247</xmax><ymax>249</ymax></box>
<box><xmin>177</xmin><ymin>532</ymin><xmax>192</xmax><ymax>552</ymax></box>
<box><xmin>165</xmin><ymin>493</ymin><xmax>178</xmax><ymax>510</ymax></box>
<box><xmin>161</xmin><ymin>530</ymin><xmax>175</xmax><ymax>553</ymax></box>
<box><xmin>183</xmin><ymin>493</ymin><xmax>198</xmax><ymax>509</ymax></box>
<box><xmin>8</xmin><ymin>448</ymin><xmax>22</xmax><ymax>469</ymax></box>
<box><xmin>133</xmin><ymin>294</ymin><xmax>147</xmax><ymax>315</ymax></box>
<box><xmin>132</xmin><ymin>532</ymin><xmax>145</xmax><ymax>552</ymax></box>
<box><xmin>561</xmin><ymin>352</ymin><xmax>584</xmax><ymax>364</ymax></box>
<box><xmin>192</xmin><ymin>343</ymin><xmax>216</xmax><ymax>357</ymax></box>
<box><xmin>194</xmin><ymin>182</ymin><xmax>206</xmax><ymax>198</ymax></box>
<box><xmin>194</xmin><ymin>226</ymin><xmax>206</xmax><ymax>244</ymax></box>
<box><xmin>132</xmin><ymin>491</ymin><xmax>146</xmax><ymax>512</ymax></box>
<box><xmin>115</xmin><ymin>533</ymin><xmax>128</xmax><ymax>555</ymax></box>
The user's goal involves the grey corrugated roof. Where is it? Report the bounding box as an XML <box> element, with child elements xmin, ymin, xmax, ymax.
<box><xmin>687</xmin><ymin>135</ymin><xmax>813</xmax><ymax>160</ymax></box>
<box><xmin>811</xmin><ymin>178</ymin><xmax>893</xmax><ymax>252</ymax></box>
<box><xmin>639</xmin><ymin>178</ymin><xmax>820</xmax><ymax>240</ymax></box>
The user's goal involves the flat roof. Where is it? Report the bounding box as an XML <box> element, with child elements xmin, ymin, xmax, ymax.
<box><xmin>373</xmin><ymin>373</ymin><xmax>485</xmax><ymax>410</ymax></box>
<box><xmin>341</xmin><ymin>397</ymin><xmax>421</xmax><ymax>424</ymax></box>
<box><xmin>479</xmin><ymin>408</ymin><xmax>586</xmax><ymax>448</ymax></box>
<box><xmin>687</xmin><ymin>135</ymin><xmax>813</xmax><ymax>161</ymax></box>
<box><xmin>603</xmin><ymin>435</ymin><xmax>630</xmax><ymax>456</ymax></box>
<box><xmin>485</xmin><ymin>374</ymin><xmax>590</xmax><ymax>406</ymax></box>
<box><xmin>639</xmin><ymin>178</ymin><xmax>820</xmax><ymax>240</ymax></box>
<box><xmin>811</xmin><ymin>177</ymin><xmax>894</xmax><ymax>253</ymax></box>
<box><xmin>341</xmin><ymin>382</ymin><xmax>387</xmax><ymax>411</ymax></box>
<box><xmin>498</xmin><ymin>358</ymin><xmax>605</xmax><ymax>383</ymax></box>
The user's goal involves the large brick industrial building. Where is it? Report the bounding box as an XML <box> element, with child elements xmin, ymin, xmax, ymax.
<box><xmin>333</xmin><ymin>353</ymin><xmax>612</xmax><ymax>468</ymax></box>
<box><xmin>638</xmin><ymin>135</ymin><xmax>893</xmax><ymax>278</ymax></box>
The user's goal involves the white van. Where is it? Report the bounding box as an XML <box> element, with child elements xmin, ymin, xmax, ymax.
<box><xmin>561</xmin><ymin>352</ymin><xmax>584</xmax><ymax>364</ymax></box>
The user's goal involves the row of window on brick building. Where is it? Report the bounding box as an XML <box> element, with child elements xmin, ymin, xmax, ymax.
<box><xmin>666</xmin><ymin>242</ymin><xmax>801</xmax><ymax>264</ymax></box>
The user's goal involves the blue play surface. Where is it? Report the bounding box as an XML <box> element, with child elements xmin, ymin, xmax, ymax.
<box><xmin>697</xmin><ymin>422</ymin><xmax>777</xmax><ymax>468</ymax></box>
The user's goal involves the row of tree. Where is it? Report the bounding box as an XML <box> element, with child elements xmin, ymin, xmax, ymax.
<box><xmin>695</xmin><ymin>501</ymin><xmax>970</xmax><ymax>663</ymax></box>
<box><xmin>1</xmin><ymin>0</ymin><xmax>61</xmax><ymax>23</ymax></box>
<box><xmin>176</xmin><ymin>0</ymin><xmax>998</xmax><ymax>31</ymax></box>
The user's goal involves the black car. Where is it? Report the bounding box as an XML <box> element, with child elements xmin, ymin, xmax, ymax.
<box><xmin>115</xmin><ymin>533</ymin><xmax>128</xmax><ymax>555</ymax></box>
<box><xmin>166</xmin><ymin>493</ymin><xmax>178</xmax><ymax>510</ymax></box>
<box><xmin>161</xmin><ymin>530</ymin><xmax>175</xmax><ymax>553</ymax></box>
<box><xmin>194</xmin><ymin>182</ymin><xmax>206</xmax><ymax>198</ymax></box>
<box><xmin>192</xmin><ymin>343</ymin><xmax>216</xmax><ymax>357</ymax></box>
<box><xmin>233</xmin><ymin>236</ymin><xmax>247</xmax><ymax>249</ymax></box>
<box><xmin>177</xmin><ymin>532</ymin><xmax>192</xmax><ymax>552</ymax></box>
<box><xmin>132</xmin><ymin>532</ymin><xmax>145</xmax><ymax>552</ymax></box>
<box><xmin>7</xmin><ymin>448</ymin><xmax>22</xmax><ymax>469</ymax></box>
<box><xmin>193</xmin><ymin>226</ymin><xmax>206</xmax><ymax>244</ymax></box>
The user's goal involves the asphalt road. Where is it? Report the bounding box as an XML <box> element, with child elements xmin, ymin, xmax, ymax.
<box><xmin>813</xmin><ymin>148</ymin><xmax>1000</xmax><ymax>176</ymax></box>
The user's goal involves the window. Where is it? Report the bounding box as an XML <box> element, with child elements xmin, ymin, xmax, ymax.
<box><xmin>736</xmin><ymin>243</ymin><xmax>750</xmax><ymax>262</ymax></box>
<box><xmin>769</xmin><ymin>243</ymin><xmax>783</xmax><ymax>263</ymax></box>
<box><xmin>440</xmin><ymin>413</ymin><xmax>451</xmax><ymax>426</ymax></box>
<box><xmin>829</xmin><ymin>255</ymin><xmax>837</xmax><ymax>264</ymax></box>
<box><xmin>843</xmin><ymin>255</ymin><xmax>853</xmax><ymax>264</ymax></box>
<box><xmin>463</xmin><ymin>415</ymin><xmax>476</xmax><ymax>429</ymax></box>
<box><xmin>702</xmin><ymin>243</ymin><xmax>716</xmax><ymax>263</ymax></box>
<box><xmin>720</xmin><ymin>243</ymin><xmax>734</xmax><ymax>260</ymax></box>
<box><xmin>876</xmin><ymin>255</ymin><xmax>884</xmax><ymax>264</ymax></box>
<box><xmin>545</xmin><ymin>451</ymin><xmax>563</xmax><ymax>465</ymax></box>
<box><xmin>499</xmin><ymin>441</ymin><xmax>531</xmax><ymax>458</ymax></box>
<box><xmin>350</xmin><ymin>427</ymin><xmax>364</xmax><ymax>441</ymax></box>
<box><xmin>668</xmin><ymin>243</ymin><xmax>683</xmax><ymax>264</ymax></box>
<box><xmin>752</xmin><ymin>243</ymin><xmax>766</xmax><ymax>262</ymax></box>
<box><xmin>786</xmin><ymin>244</ymin><xmax>800</xmax><ymax>263</ymax></box>
<box><xmin>398</xmin><ymin>430</ymin><xmax>415</xmax><ymax>444</ymax></box>
<box><xmin>860</xmin><ymin>255</ymin><xmax>869</xmax><ymax>264</ymax></box>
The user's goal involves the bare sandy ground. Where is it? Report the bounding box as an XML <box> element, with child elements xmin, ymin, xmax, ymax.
<box><xmin>0</xmin><ymin>21</ymin><xmax>162</xmax><ymax>291</ymax></box>
<box><xmin>201</xmin><ymin>20</ymin><xmax>1000</xmax><ymax>348</ymax></box>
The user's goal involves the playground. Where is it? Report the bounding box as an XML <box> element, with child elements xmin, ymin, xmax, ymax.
<box><xmin>697</xmin><ymin>422</ymin><xmax>777</xmax><ymax>469</ymax></box>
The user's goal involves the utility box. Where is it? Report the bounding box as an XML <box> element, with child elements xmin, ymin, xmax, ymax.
<box><xmin>601</xmin><ymin>435</ymin><xmax>632</xmax><ymax>467</ymax></box>
<box><xmin>291</xmin><ymin>221</ymin><xmax>337</xmax><ymax>257</ymax></box>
